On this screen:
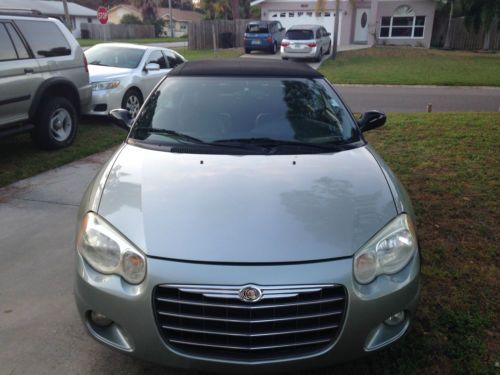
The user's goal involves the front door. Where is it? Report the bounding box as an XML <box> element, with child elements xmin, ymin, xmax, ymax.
<box><xmin>354</xmin><ymin>9</ymin><xmax>370</xmax><ymax>44</ymax></box>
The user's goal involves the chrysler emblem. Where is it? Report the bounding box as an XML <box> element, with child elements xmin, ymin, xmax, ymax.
<box><xmin>239</xmin><ymin>285</ymin><xmax>262</xmax><ymax>303</ymax></box>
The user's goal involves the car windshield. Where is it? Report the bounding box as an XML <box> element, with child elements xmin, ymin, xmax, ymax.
<box><xmin>85</xmin><ymin>45</ymin><xmax>145</xmax><ymax>69</ymax></box>
<box><xmin>286</xmin><ymin>30</ymin><xmax>315</xmax><ymax>40</ymax></box>
<box><xmin>130</xmin><ymin>77</ymin><xmax>361</xmax><ymax>154</ymax></box>
<box><xmin>246</xmin><ymin>24</ymin><xmax>269</xmax><ymax>33</ymax></box>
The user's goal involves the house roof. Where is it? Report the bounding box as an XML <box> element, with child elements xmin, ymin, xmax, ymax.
<box><xmin>0</xmin><ymin>0</ymin><xmax>96</xmax><ymax>17</ymax></box>
<box><xmin>168</xmin><ymin>59</ymin><xmax>323</xmax><ymax>78</ymax></box>
<box><xmin>109</xmin><ymin>4</ymin><xmax>202</xmax><ymax>23</ymax></box>
<box><xmin>158</xmin><ymin>8</ymin><xmax>203</xmax><ymax>22</ymax></box>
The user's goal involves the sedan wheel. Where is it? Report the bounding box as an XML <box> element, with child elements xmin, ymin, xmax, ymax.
<box><xmin>122</xmin><ymin>90</ymin><xmax>143</xmax><ymax>119</ymax></box>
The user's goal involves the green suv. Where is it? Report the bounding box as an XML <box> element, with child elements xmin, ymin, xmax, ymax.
<box><xmin>0</xmin><ymin>10</ymin><xmax>91</xmax><ymax>149</ymax></box>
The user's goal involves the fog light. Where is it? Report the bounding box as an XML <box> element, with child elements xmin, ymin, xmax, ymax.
<box><xmin>384</xmin><ymin>311</ymin><xmax>406</xmax><ymax>326</ymax></box>
<box><xmin>90</xmin><ymin>311</ymin><xmax>113</xmax><ymax>327</ymax></box>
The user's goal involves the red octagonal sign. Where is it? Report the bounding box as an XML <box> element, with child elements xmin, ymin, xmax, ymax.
<box><xmin>97</xmin><ymin>6</ymin><xmax>108</xmax><ymax>25</ymax></box>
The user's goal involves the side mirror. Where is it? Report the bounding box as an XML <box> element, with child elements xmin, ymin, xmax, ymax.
<box><xmin>280</xmin><ymin>27</ymin><xmax>285</xmax><ymax>32</ymax></box>
<box><xmin>109</xmin><ymin>109</ymin><xmax>133</xmax><ymax>131</ymax></box>
<box><xmin>326</xmin><ymin>32</ymin><xmax>331</xmax><ymax>37</ymax></box>
<box><xmin>358</xmin><ymin>111</ymin><xmax>386</xmax><ymax>132</ymax></box>
<box><xmin>145</xmin><ymin>63</ymin><xmax>160</xmax><ymax>72</ymax></box>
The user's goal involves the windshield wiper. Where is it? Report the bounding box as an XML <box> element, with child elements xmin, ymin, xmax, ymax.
<box><xmin>213</xmin><ymin>137</ymin><xmax>339</xmax><ymax>151</ymax></box>
<box><xmin>135</xmin><ymin>128</ymin><xmax>206</xmax><ymax>144</ymax></box>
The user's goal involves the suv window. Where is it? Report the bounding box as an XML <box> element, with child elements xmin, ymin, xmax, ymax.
<box><xmin>4</xmin><ymin>23</ymin><xmax>30</xmax><ymax>59</ymax></box>
<box><xmin>147</xmin><ymin>50</ymin><xmax>167</xmax><ymax>69</ymax></box>
<box><xmin>15</xmin><ymin>20</ymin><xmax>71</xmax><ymax>58</ymax></box>
<box><xmin>0</xmin><ymin>24</ymin><xmax>17</xmax><ymax>61</ymax></box>
<box><xmin>246</xmin><ymin>23</ymin><xmax>269</xmax><ymax>33</ymax></box>
<box><xmin>286</xmin><ymin>30</ymin><xmax>314</xmax><ymax>40</ymax></box>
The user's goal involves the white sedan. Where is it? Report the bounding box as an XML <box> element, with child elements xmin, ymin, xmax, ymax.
<box><xmin>84</xmin><ymin>43</ymin><xmax>186</xmax><ymax>118</ymax></box>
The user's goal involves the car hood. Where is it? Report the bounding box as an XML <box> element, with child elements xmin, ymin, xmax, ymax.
<box><xmin>88</xmin><ymin>65</ymin><xmax>133</xmax><ymax>82</ymax></box>
<box><xmin>98</xmin><ymin>144</ymin><xmax>397</xmax><ymax>263</ymax></box>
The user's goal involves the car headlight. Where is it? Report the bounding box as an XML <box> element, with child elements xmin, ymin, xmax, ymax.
<box><xmin>92</xmin><ymin>80</ymin><xmax>120</xmax><ymax>91</ymax></box>
<box><xmin>77</xmin><ymin>212</ymin><xmax>146</xmax><ymax>284</ymax></box>
<box><xmin>353</xmin><ymin>214</ymin><xmax>417</xmax><ymax>284</ymax></box>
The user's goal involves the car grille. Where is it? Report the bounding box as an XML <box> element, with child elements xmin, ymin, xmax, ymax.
<box><xmin>153</xmin><ymin>284</ymin><xmax>347</xmax><ymax>362</ymax></box>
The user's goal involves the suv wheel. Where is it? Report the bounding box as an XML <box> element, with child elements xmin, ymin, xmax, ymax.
<box><xmin>33</xmin><ymin>97</ymin><xmax>77</xmax><ymax>150</ymax></box>
<box><xmin>122</xmin><ymin>89</ymin><xmax>143</xmax><ymax>119</ymax></box>
<box><xmin>315</xmin><ymin>48</ymin><xmax>323</xmax><ymax>62</ymax></box>
<box><xmin>245</xmin><ymin>48</ymin><xmax>252</xmax><ymax>54</ymax></box>
<box><xmin>271</xmin><ymin>42</ymin><xmax>277</xmax><ymax>54</ymax></box>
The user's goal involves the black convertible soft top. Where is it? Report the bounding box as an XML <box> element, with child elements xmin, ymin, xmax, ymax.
<box><xmin>168</xmin><ymin>59</ymin><xmax>323</xmax><ymax>78</ymax></box>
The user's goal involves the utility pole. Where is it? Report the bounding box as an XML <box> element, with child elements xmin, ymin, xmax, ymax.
<box><xmin>62</xmin><ymin>0</ymin><xmax>72</xmax><ymax>30</ymax></box>
<box><xmin>168</xmin><ymin>0</ymin><xmax>174</xmax><ymax>37</ymax></box>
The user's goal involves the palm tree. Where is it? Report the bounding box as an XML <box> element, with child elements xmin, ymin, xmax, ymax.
<box><xmin>443</xmin><ymin>0</ymin><xmax>454</xmax><ymax>49</ymax></box>
<box><xmin>316</xmin><ymin>0</ymin><xmax>350</xmax><ymax>60</ymax></box>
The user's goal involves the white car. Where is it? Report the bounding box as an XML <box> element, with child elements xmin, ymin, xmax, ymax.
<box><xmin>84</xmin><ymin>43</ymin><xmax>186</xmax><ymax>118</ymax></box>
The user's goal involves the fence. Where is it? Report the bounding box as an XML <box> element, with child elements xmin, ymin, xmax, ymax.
<box><xmin>188</xmin><ymin>19</ymin><xmax>256</xmax><ymax>50</ymax></box>
<box><xmin>80</xmin><ymin>23</ymin><xmax>155</xmax><ymax>40</ymax></box>
<box><xmin>432</xmin><ymin>17</ymin><xmax>500</xmax><ymax>50</ymax></box>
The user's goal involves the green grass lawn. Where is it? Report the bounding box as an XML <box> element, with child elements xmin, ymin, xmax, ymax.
<box><xmin>1</xmin><ymin>112</ymin><xmax>499</xmax><ymax>374</ymax></box>
<box><xmin>173</xmin><ymin>47</ymin><xmax>243</xmax><ymax>60</ymax></box>
<box><xmin>78</xmin><ymin>36</ymin><xmax>187</xmax><ymax>47</ymax></box>
<box><xmin>320</xmin><ymin>47</ymin><xmax>500</xmax><ymax>86</ymax></box>
<box><xmin>0</xmin><ymin>117</ymin><xmax>123</xmax><ymax>188</ymax></box>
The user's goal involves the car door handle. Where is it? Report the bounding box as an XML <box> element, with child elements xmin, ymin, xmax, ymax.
<box><xmin>24</xmin><ymin>68</ymin><xmax>34</xmax><ymax>74</ymax></box>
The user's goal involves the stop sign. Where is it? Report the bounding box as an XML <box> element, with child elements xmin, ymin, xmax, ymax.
<box><xmin>97</xmin><ymin>6</ymin><xmax>108</xmax><ymax>25</ymax></box>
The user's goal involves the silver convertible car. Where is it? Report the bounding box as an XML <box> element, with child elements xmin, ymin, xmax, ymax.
<box><xmin>75</xmin><ymin>59</ymin><xmax>420</xmax><ymax>372</ymax></box>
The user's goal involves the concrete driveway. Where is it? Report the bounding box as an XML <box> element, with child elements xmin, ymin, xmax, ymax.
<box><xmin>0</xmin><ymin>151</ymin><xmax>193</xmax><ymax>375</ymax></box>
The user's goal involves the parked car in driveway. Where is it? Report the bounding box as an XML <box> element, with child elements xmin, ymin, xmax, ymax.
<box><xmin>244</xmin><ymin>20</ymin><xmax>286</xmax><ymax>54</ymax></box>
<box><xmin>75</xmin><ymin>59</ymin><xmax>420</xmax><ymax>373</ymax></box>
<box><xmin>281</xmin><ymin>25</ymin><xmax>332</xmax><ymax>62</ymax></box>
<box><xmin>0</xmin><ymin>9</ymin><xmax>91</xmax><ymax>149</ymax></box>
<box><xmin>84</xmin><ymin>43</ymin><xmax>185</xmax><ymax>118</ymax></box>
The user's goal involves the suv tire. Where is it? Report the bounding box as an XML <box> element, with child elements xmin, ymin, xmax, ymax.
<box><xmin>33</xmin><ymin>97</ymin><xmax>78</xmax><ymax>150</ymax></box>
<box><xmin>245</xmin><ymin>48</ymin><xmax>252</xmax><ymax>54</ymax></box>
<box><xmin>271</xmin><ymin>42</ymin><xmax>277</xmax><ymax>54</ymax></box>
<box><xmin>122</xmin><ymin>89</ymin><xmax>143</xmax><ymax>119</ymax></box>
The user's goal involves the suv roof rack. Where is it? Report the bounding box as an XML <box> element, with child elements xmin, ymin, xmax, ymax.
<box><xmin>0</xmin><ymin>8</ymin><xmax>48</xmax><ymax>18</ymax></box>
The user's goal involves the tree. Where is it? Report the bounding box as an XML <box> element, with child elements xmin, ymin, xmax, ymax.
<box><xmin>316</xmin><ymin>0</ymin><xmax>346</xmax><ymax>60</ymax></box>
<box><xmin>132</xmin><ymin>0</ymin><xmax>160</xmax><ymax>24</ymax></box>
<box><xmin>443</xmin><ymin>0</ymin><xmax>455</xmax><ymax>49</ymax></box>
<box><xmin>120</xmin><ymin>14</ymin><xmax>143</xmax><ymax>24</ymax></box>
<box><xmin>463</xmin><ymin>0</ymin><xmax>500</xmax><ymax>50</ymax></box>
<box><xmin>201</xmin><ymin>0</ymin><xmax>232</xmax><ymax>19</ymax></box>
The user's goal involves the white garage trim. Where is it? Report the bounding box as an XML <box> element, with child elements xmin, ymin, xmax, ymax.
<box><xmin>265</xmin><ymin>10</ymin><xmax>341</xmax><ymax>44</ymax></box>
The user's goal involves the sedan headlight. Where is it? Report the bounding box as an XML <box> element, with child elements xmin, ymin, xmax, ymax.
<box><xmin>77</xmin><ymin>212</ymin><xmax>146</xmax><ymax>284</ymax></box>
<box><xmin>92</xmin><ymin>80</ymin><xmax>120</xmax><ymax>91</ymax></box>
<box><xmin>353</xmin><ymin>214</ymin><xmax>417</xmax><ymax>284</ymax></box>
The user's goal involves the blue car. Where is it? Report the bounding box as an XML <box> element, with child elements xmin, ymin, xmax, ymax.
<box><xmin>244</xmin><ymin>21</ymin><xmax>286</xmax><ymax>54</ymax></box>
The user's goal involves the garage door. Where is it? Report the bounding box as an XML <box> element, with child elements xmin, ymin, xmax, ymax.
<box><xmin>266</xmin><ymin>10</ymin><xmax>341</xmax><ymax>43</ymax></box>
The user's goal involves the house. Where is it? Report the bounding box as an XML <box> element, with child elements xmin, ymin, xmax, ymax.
<box><xmin>0</xmin><ymin>0</ymin><xmax>97</xmax><ymax>38</ymax></box>
<box><xmin>250</xmin><ymin>0</ymin><xmax>436</xmax><ymax>48</ymax></box>
<box><xmin>108</xmin><ymin>4</ymin><xmax>202</xmax><ymax>37</ymax></box>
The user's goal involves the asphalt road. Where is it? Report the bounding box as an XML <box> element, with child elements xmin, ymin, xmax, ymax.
<box><xmin>335</xmin><ymin>84</ymin><xmax>500</xmax><ymax>113</ymax></box>
<box><xmin>0</xmin><ymin>151</ymin><xmax>193</xmax><ymax>375</ymax></box>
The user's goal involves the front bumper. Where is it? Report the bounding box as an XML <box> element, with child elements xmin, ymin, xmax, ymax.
<box><xmin>84</xmin><ymin>88</ymin><xmax>123</xmax><ymax>116</ymax></box>
<box><xmin>74</xmin><ymin>253</ymin><xmax>420</xmax><ymax>372</ymax></box>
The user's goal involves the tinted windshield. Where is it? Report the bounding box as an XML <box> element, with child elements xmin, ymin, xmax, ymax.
<box><xmin>131</xmin><ymin>77</ymin><xmax>360</xmax><ymax>154</ymax></box>
<box><xmin>246</xmin><ymin>24</ymin><xmax>269</xmax><ymax>33</ymax></box>
<box><xmin>286</xmin><ymin>30</ymin><xmax>314</xmax><ymax>40</ymax></box>
<box><xmin>85</xmin><ymin>45</ymin><xmax>145</xmax><ymax>68</ymax></box>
